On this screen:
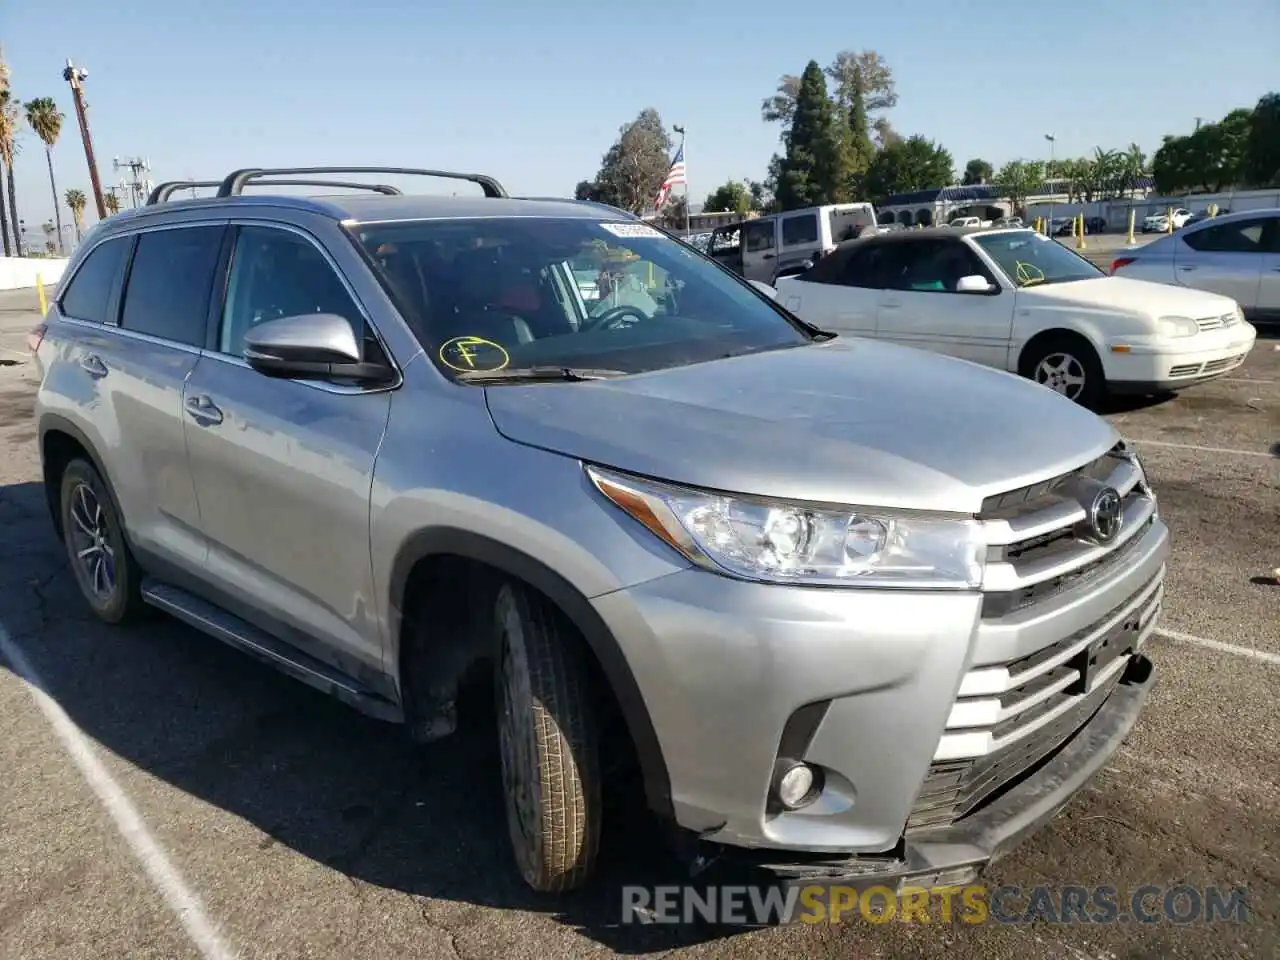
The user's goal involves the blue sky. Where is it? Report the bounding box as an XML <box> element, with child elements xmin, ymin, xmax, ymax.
<box><xmin>6</xmin><ymin>0</ymin><xmax>1278</xmax><ymax>234</ymax></box>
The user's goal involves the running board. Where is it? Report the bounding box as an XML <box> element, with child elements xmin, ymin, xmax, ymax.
<box><xmin>141</xmin><ymin>579</ymin><xmax>401</xmax><ymax>723</ymax></box>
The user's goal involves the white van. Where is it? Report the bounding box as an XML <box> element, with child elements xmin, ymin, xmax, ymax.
<box><xmin>706</xmin><ymin>203</ymin><xmax>878</xmax><ymax>283</ymax></box>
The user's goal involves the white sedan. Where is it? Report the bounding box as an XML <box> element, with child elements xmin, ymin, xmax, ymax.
<box><xmin>1111</xmin><ymin>208</ymin><xmax>1280</xmax><ymax>324</ymax></box>
<box><xmin>774</xmin><ymin>227</ymin><xmax>1257</xmax><ymax>407</ymax></box>
<box><xmin>1143</xmin><ymin>208</ymin><xmax>1193</xmax><ymax>233</ymax></box>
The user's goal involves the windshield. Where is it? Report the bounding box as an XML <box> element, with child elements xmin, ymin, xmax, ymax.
<box><xmin>972</xmin><ymin>230</ymin><xmax>1103</xmax><ymax>288</ymax></box>
<box><xmin>350</xmin><ymin>217</ymin><xmax>811</xmax><ymax>380</ymax></box>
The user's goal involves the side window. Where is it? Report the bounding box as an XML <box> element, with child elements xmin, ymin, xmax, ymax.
<box><xmin>839</xmin><ymin>245</ymin><xmax>893</xmax><ymax>289</ymax></box>
<box><xmin>58</xmin><ymin>236</ymin><xmax>130</xmax><ymax>324</ymax></box>
<box><xmin>781</xmin><ymin>214</ymin><xmax>819</xmax><ymax>247</ymax></box>
<box><xmin>220</xmin><ymin>226</ymin><xmax>365</xmax><ymax>358</ymax></box>
<box><xmin>1182</xmin><ymin>219</ymin><xmax>1268</xmax><ymax>254</ymax></box>
<box><xmin>743</xmin><ymin>220</ymin><xmax>776</xmax><ymax>253</ymax></box>
<box><xmin>119</xmin><ymin>227</ymin><xmax>224</xmax><ymax>347</ymax></box>
<box><xmin>886</xmin><ymin>240</ymin><xmax>991</xmax><ymax>293</ymax></box>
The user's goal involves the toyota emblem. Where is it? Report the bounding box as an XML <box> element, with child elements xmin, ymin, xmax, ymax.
<box><xmin>1089</xmin><ymin>487</ymin><xmax>1123</xmax><ymax>543</ymax></box>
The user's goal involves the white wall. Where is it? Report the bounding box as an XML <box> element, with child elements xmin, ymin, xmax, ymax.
<box><xmin>1027</xmin><ymin>188</ymin><xmax>1280</xmax><ymax>229</ymax></box>
<box><xmin>0</xmin><ymin>257</ymin><xmax>69</xmax><ymax>291</ymax></box>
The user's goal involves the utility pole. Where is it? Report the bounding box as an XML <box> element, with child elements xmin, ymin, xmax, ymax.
<box><xmin>62</xmin><ymin>60</ymin><xmax>107</xmax><ymax>220</ymax></box>
<box><xmin>672</xmin><ymin>124</ymin><xmax>689</xmax><ymax>237</ymax></box>
<box><xmin>1044</xmin><ymin>133</ymin><xmax>1056</xmax><ymax>232</ymax></box>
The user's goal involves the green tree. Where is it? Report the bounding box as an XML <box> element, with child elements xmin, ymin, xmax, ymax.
<box><xmin>0</xmin><ymin>51</ymin><xmax>12</xmax><ymax>256</ymax></box>
<box><xmin>103</xmin><ymin>191</ymin><xmax>120</xmax><ymax>215</ymax></box>
<box><xmin>659</xmin><ymin>194</ymin><xmax>688</xmax><ymax>231</ymax></box>
<box><xmin>962</xmin><ymin>158</ymin><xmax>993</xmax><ymax>185</ymax></box>
<box><xmin>589</xmin><ymin>108</ymin><xmax>673</xmax><ymax>214</ymax></box>
<box><xmin>573</xmin><ymin>179</ymin><xmax>599</xmax><ymax>201</ymax></box>
<box><xmin>762</xmin><ymin>49</ymin><xmax>897</xmax><ymax>165</ymax></box>
<box><xmin>1245</xmin><ymin>92</ymin><xmax>1280</xmax><ymax>186</ymax></box>
<box><xmin>995</xmin><ymin>160</ymin><xmax>1045</xmax><ymax>215</ymax></box>
<box><xmin>25</xmin><ymin>96</ymin><xmax>65</xmax><ymax>255</ymax></box>
<box><xmin>703</xmin><ymin>180</ymin><xmax>752</xmax><ymax>214</ymax></box>
<box><xmin>1152</xmin><ymin>134</ymin><xmax>1194</xmax><ymax>194</ymax></box>
<box><xmin>0</xmin><ymin>91</ymin><xmax>22</xmax><ymax>252</ymax></box>
<box><xmin>863</xmin><ymin>136</ymin><xmax>955</xmax><ymax>203</ymax></box>
<box><xmin>65</xmin><ymin>188</ymin><xmax>86</xmax><ymax>241</ymax></box>
<box><xmin>775</xmin><ymin>61</ymin><xmax>841</xmax><ymax>210</ymax></box>
<box><xmin>747</xmin><ymin>178</ymin><xmax>772</xmax><ymax>213</ymax></box>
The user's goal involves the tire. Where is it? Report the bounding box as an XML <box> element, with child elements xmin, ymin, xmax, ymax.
<box><xmin>1020</xmin><ymin>335</ymin><xmax>1106</xmax><ymax>409</ymax></box>
<box><xmin>493</xmin><ymin>581</ymin><xmax>601</xmax><ymax>893</ymax></box>
<box><xmin>58</xmin><ymin>458</ymin><xmax>147</xmax><ymax>624</ymax></box>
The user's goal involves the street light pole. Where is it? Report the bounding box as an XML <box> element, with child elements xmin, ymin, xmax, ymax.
<box><xmin>62</xmin><ymin>60</ymin><xmax>107</xmax><ymax>220</ymax></box>
<box><xmin>1044</xmin><ymin>133</ymin><xmax>1056</xmax><ymax>235</ymax></box>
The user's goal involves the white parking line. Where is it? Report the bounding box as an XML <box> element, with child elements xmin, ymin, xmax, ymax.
<box><xmin>1223</xmin><ymin>377</ymin><xmax>1275</xmax><ymax>385</ymax></box>
<box><xmin>1153</xmin><ymin>627</ymin><xmax>1280</xmax><ymax>666</ymax></box>
<box><xmin>1126</xmin><ymin>438</ymin><xmax>1275</xmax><ymax>459</ymax></box>
<box><xmin>0</xmin><ymin>625</ymin><xmax>239</xmax><ymax>960</ymax></box>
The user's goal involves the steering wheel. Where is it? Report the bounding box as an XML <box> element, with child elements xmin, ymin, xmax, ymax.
<box><xmin>580</xmin><ymin>305</ymin><xmax>648</xmax><ymax>333</ymax></box>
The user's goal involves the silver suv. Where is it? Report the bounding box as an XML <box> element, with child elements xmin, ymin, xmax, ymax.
<box><xmin>33</xmin><ymin>166</ymin><xmax>1168</xmax><ymax>895</ymax></box>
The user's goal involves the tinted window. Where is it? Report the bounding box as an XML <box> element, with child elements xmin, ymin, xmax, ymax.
<box><xmin>796</xmin><ymin>241</ymin><xmax>889</xmax><ymax>287</ymax></box>
<box><xmin>781</xmin><ymin>214</ymin><xmax>819</xmax><ymax>246</ymax></box>
<box><xmin>119</xmin><ymin>227</ymin><xmax>224</xmax><ymax>346</ymax></box>
<box><xmin>350</xmin><ymin>217</ymin><xmax>811</xmax><ymax>381</ymax></box>
<box><xmin>743</xmin><ymin>220</ymin><xmax>776</xmax><ymax>252</ymax></box>
<box><xmin>885</xmin><ymin>240</ymin><xmax>993</xmax><ymax>293</ymax></box>
<box><xmin>58</xmin><ymin>237</ymin><xmax>130</xmax><ymax>324</ymax></box>
<box><xmin>842</xmin><ymin>245</ymin><xmax>896</xmax><ymax>288</ymax></box>
<box><xmin>1182</xmin><ymin>218</ymin><xmax>1271</xmax><ymax>254</ymax></box>
<box><xmin>220</xmin><ymin>226</ymin><xmax>365</xmax><ymax>358</ymax></box>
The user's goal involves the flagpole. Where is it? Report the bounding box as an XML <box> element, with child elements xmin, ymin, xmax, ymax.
<box><xmin>673</xmin><ymin>124</ymin><xmax>689</xmax><ymax>237</ymax></box>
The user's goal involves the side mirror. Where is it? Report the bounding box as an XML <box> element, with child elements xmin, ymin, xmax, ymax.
<box><xmin>955</xmin><ymin>275</ymin><xmax>996</xmax><ymax>294</ymax></box>
<box><xmin>748</xmin><ymin>279</ymin><xmax>778</xmax><ymax>299</ymax></box>
<box><xmin>243</xmin><ymin>313</ymin><xmax>389</xmax><ymax>383</ymax></box>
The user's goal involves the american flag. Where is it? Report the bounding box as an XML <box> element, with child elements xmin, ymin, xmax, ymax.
<box><xmin>653</xmin><ymin>143</ymin><xmax>686</xmax><ymax>211</ymax></box>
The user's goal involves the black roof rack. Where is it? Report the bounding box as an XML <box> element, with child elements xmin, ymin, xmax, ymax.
<box><xmin>146</xmin><ymin>178</ymin><xmax>405</xmax><ymax>206</ymax></box>
<box><xmin>215</xmin><ymin>166</ymin><xmax>508</xmax><ymax>200</ymax></box>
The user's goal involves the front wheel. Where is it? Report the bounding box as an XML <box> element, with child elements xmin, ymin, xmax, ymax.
<box><xmin>1021</xmin><ymin>337</ymin><xmax>1106</xmax><ymax>408</ymax></box>
<box><xmin>494</xmin><ymin>582</ymin><xmax>601</xmax><ymax>893</ymax></box>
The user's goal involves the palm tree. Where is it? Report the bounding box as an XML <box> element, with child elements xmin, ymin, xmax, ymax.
<box><xmin>0</xmin><ymin>49</ymin><xmax>13</xmax><ymax>257</ymax></box>
<box><xmin>0</xmin><ymin>92</ymin><xmax>20</xmax><ymax>256</ymax></box>
<box><xmin>65</xmin><ymin>188</ymin><xmax>86</xmax><ymax>242</ymax></box>
<box><xmin>24</xmin><ymin>97</ymin><xmax>65</xmax><ymax>255</ymax></box>
<box><xmin>103</xmin><ymin>192</ymin><xmax>120</xmax><ymax>216</ymax></box>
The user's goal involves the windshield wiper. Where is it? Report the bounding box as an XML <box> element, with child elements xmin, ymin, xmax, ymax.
<box><xmin>454</xmin><ymin>365</ymin><xmax>627</xmax><ymax>384</ymax></box>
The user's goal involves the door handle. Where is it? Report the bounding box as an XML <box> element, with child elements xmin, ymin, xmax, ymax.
<box><xmin>761</xmin><ymin>253</ymin><xmax>776</xmax><ymax>260</ymax></box>
<box><xmin>184</xmin><ymin>395</ymin><xmax>223</xmax><ymax>426</ymax></box>
<box><xmin>1178</xmin><ymin>266</ymin><xmax>1196</xmax><ymax>272</ymax></box>
<box><xmin>79</xmin><ymin>354</ymin><xmax>108</xmax><ymax>379</ymax></box>
<box><xmin>881</xmin><ymin>300</ymin><xmax>902</xmax><ymax>309</ymax></box>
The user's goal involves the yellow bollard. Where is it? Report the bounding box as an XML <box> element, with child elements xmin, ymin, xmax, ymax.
<box><xmin>1166</xmin><ymin>206</ymin><xmax>1174</xmax><ymax>234</ymax></box>
<box><xmin>1127</xmin><ymin>208</ymin><xmax>1136</xmax><ymax>245</ymax></box>
<box><xmin>1207</xmin><ymin>203</ymin><xmax>1218</xmax><ymax>219</ymax></box>
<box><xmin>36</xmin><ymin>273</ymin><xmax>49</xmax><ymax>317</ymax></box>
<box><xmin>1075</xmin><ymin>214</ymin><xmax>1087</xmax><ymax>250</ymax></box>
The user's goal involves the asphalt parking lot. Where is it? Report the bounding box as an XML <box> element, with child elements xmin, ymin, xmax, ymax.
<box><xmin>0</xmin><ymin>287</ymin><xmax>1276</xmax><ymax>959</ymax></box>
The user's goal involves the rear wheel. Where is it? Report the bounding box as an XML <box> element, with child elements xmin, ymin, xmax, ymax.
<box><xmin>1021</xmin><ymin>336</ymin><xmax>1106</xmax><ymax>409</ymax></box>
<box><xmin>494</xmin><ymin>582</ymin><xmax>601</xmax><ymax>892</ymax></box>
<box><xmin>58</xmin><ymin>458</ymin><xmax>147</xmax><ymax>624</ymax></box>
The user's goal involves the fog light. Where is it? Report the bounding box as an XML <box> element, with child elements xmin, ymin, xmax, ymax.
<box><xmin>776</xmin><ymin>762</ymin><xmax>820</xmax><ymax>810</ymax></box>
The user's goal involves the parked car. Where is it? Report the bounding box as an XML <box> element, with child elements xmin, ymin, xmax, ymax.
<box><xmin>706</xmin><ymin>202</ymin><xmax>878</xmax><ymax>284</ymax></box>
<box><xmin>992</xmin><ymin>216</ymin><xmax>1023</xmax><ymax>228</ymax></box>
<box><xmin>775</xmin><ymin>226</ymin><xmax>1257</xmax><ymax>407</ymax></box>
<box><xmin>35</xmin><ymin>168</ymin><xmax>1168</xmax><ymax>898</ymax></box>
<box><xmin>948</xmin><ymin>216</ymin><xmax>982</xmax><ymax>228</ymax></box>
<box><xmin>1142</xmin><ymin>208</ymin><xmax>1193</xmax><ymax>233</ymax></box>
<box><xmin>1112</xmin><ymin>208</ymin><xmax>1280</xmax><ymax>323</ymax></box>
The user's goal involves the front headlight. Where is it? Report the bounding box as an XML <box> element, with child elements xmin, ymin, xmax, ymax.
<box><xmin>587</xmin><ymin>466</ymin><xmax>985</xmax><ymax>589</ymax></box>
<box><xmin>1156</xmin><ymin>315</ymin><xmax>1199</xmax><ymax>338</ymax></box>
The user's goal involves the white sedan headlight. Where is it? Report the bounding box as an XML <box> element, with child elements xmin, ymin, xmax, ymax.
<box><xmin>587</xmin><ymin>466</ymin><xmax>985</xmax><ymax>589</ymax></box>
<box><xmin>1156</xmin><ymin>315</ymin><xmax>1199</xmax><ymax>338</ymax></box>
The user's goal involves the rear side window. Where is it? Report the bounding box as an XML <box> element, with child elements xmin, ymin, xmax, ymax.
<box><xmin>119</xmin><ymin>226</ymin><xmax>225</xmax><ymax>347</ymax></box>
<box><xmin>743</xmin><ymin>220</ymin><xmax>776</xmax><ymax>252</ymax></box>
<box><xmin>58</xmin><ymin>237</ymin><xmax>130</xmax><ymax>324</ymax></box>
<box><xmin>1182</xmin><ymin>218</ymin><xmax>1271</xmax><ymax>254</ymax></box>
<box><xmin>781</xmin><ymin>213</ymin><xmax>819</xmax><ymax>247</ymax></box>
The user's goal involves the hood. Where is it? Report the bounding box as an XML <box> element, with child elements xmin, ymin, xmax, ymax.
<box><xmin>1018</xmin><ymin>275</ymin><xmax>1237</xmax><ymax>317</ymax></box>
<box><xmin>484</xmin><ymin>339</ymin><xmax>1118</xmax><ymax>514</ymax></box>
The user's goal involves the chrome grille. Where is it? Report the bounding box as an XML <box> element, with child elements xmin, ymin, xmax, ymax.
<box><xmin>911</xmin><ymin>447</ymin><xmax>1164</xmax><ymax>832</ymax></box>
<box><xmin>1196</xmin><ymin>311</ymin><xmax>1238</xmax><ymax>332</ymax></box>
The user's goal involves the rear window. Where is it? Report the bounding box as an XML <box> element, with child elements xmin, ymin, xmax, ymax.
<box><xmin>781</xmin><ymin>213</ymin><xmax>819</xmax><ymax>246</ymax></box>
<box><xmin>58</xmin><ymin>237</ymin><xmax>131</xmax><ymax>324</ymax></box>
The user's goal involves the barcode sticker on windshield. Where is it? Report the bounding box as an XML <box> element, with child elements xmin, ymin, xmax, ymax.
<box><xmin>599</xmin><ymin>222</ymin><xmax>663</xmax><ymax>239</ymax></box>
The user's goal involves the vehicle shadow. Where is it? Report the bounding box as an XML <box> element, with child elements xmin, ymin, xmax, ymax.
<box><xmin>0</xmin><ymin>479</ymin><xmax>759</xmax><ymax>953</ymax></box>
